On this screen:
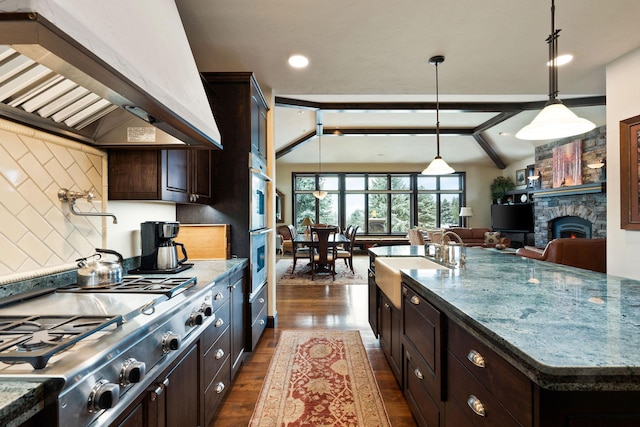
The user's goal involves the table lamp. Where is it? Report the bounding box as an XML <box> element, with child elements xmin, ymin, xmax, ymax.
<box><xmin>459</xmin><ymin>207</ymin><xmax>474</xmax><ymax>228</ymax></box>
<box><xmin>301</xmin><ymin>216</ymin><xmax>313</xmax><ymax>235</ymax></box>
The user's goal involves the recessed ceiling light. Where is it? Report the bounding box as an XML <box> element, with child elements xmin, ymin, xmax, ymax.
<box><xmin>547</xmin><ymin>54</ymin><xmax>573</xmax><ymax>66</ymax></box>
<box><xmin>288</xmin><ymin>55</ymin><xmax>309</xmax><ymax>68</ymax></box>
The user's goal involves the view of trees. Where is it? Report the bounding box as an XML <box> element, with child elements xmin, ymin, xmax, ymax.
<box><xmin>293</xmin><ymin>173</ymin><xmax>463</xmax><ymax>233</ymax></box>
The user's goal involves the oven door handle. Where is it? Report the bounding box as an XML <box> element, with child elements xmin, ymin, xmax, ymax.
<box><xmin>250</xmin><ymin>228</ymin><xmax>273</xmax><ymax>236</ymax></box>
<box><xmin>250</xmin><ymin>168</ymin><xmax>272</xmax><ymax>182</ymax></box>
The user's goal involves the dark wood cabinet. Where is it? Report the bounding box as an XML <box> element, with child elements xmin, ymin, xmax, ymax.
<box><xmin>229</xmin><ymin>268</ymin><xmax>245</xmax><ymax>379</ymax></box>
<box><xmin>379</xmin><ymin>291</ymin><xmax>402</xmax><ymax>384</ymax></box>
<box><xmin>108</xmin><ymin>149</ymin><xmax>212</xmax><ymax>204</ymax></box>
<box><xmin>368</xmin><ymin>260</ymin><xmax>378</xmax><ymax>336</ymax></box>
<box><xmin>111</xmin><ymin>344</ymin><xmax>200</xmax><ymax>427</ymax></box>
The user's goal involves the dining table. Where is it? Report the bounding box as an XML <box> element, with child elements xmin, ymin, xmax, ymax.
<box><xmin>292</xmin><ymin>232</ymin><xmax>350</xmax><ymax>274</ymax></box>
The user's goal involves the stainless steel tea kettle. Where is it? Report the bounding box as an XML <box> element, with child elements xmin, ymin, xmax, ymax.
<box><xmin>76</xmin><ymin>248</ymin><xmax>124</xmax><ymax>287</ymax></box>
<box><xmin>156</xmin><ymin>241</ymin><xmax>188</xmax><ymax>270</ymax></box>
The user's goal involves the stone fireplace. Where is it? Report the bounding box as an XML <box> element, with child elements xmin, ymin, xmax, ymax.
<box><xmin>530</xmin><ymin>126</ymin><xmax>607</xmax><ymax>247</ymax></box>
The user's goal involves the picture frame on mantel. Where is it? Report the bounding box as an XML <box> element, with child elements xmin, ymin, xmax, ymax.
<box><xmin>620</xmin><ymin>114</ymin><xmax>640</xmax><ymax>230</ymax></box>
<box><xmin>515</xmin><ymin>169</ymin><xmax>526</xmax><ymax>188</ymax></box>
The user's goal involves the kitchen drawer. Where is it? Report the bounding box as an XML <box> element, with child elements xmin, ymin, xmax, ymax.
<box><xmin>202</xmin><ymin>300</ymin><xmax>230</xmax><ymax>351</ymax></box>
<box><xmin>447</xmin><ymin>321</ymin><xmax>531</xmax><ymax>426</ymax></box>
<box><xmin>404</xmin><ymin>342</ymin><xmax>441</xmax><ymax>427</ymax></box>
<box><xmin>204</xmin><ymin>357</ymin><xmax>231</xmax><ymax>426</ymax></box>
<box><xmin>250</xmin><ymin>300</ymin><xmax>267</xmax><ymax>350</ymax></box>
<box><xmin>402</xmin><ymin>285</ymin><xmax>443</xmax><ymax>400</ymax></box>
<box><xmin>447</xmin><ymin>352</ymin><xmax>526</xmax><ymax>426</ymax></box>
<box><xmin>250</xmin><ymin>285</ymin><xmax>267</xmax><ymax>323</ymax></box>
<box><xmin>210</xmin><ymin>281</ymin><xmax>231</xmax><ymax>313</ymax></box>
<box><xmin>203</xmin><ymin>327</ymin><xmax>231</xmax><ymax>387</ymax></box>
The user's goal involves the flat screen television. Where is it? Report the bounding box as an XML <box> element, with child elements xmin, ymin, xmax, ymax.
<box><xmin>491</xmin><ymin>203</ymin><xmax>534</xmax><ymax>232</ymax></box>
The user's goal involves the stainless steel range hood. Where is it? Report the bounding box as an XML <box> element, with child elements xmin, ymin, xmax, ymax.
<box><xmin>0</xmin><ymin>12</ymin><xmax>222</xmax><ymax>148</ymax></box>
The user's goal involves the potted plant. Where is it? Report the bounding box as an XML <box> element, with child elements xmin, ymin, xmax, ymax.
<box><xmin>490</xmin><ymin>176</ymin><xmax>515</xmax><ymax>204</ymax></box>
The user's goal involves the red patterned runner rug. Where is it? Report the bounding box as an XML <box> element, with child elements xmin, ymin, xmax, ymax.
<box><xmin>249</xmin><ymin>330</ymin><xmax>391</xmax><ymax>426</ymax></box>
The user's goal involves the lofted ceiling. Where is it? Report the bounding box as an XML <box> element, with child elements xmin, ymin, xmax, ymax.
<box><xmin>176</xmin><ymin>0</ymin><xmax>640</xmax><ymax>169</ymax></box>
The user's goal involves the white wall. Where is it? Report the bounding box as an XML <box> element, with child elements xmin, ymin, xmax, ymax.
<box><xmin>606</xmin><ymin>47</ymin><xmax>640</xmax><ymax>279</ymax></box>
<box><xmin>275</xmin><ymin>161</ymin><xmax>504</xmax><ymax>230</ymax></box>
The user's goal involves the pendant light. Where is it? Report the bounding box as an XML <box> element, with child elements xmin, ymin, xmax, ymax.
<box><xmin>516</xmin><ymin>0</ymin><xmax>595</xmax><ymax>140</ymax></box>
<box><xmin>422</xmin><ymin>55</ymin><xmax>455</xmax><ymax>175</ymax></box>
<box><xmin>313</xmin><ymin>122</ymin><xmax>327</xmax><ymax>199</ymax></box>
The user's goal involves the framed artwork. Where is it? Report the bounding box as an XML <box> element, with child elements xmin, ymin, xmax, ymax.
<box><xmin>552</xmin><ymin>140</ymin><xmax>582</xmax><ymax>188</ymax></box>
<box><xmin>515</xmin><ymin>169</ymin><xmax>526</xmax><ymax>187</ymax></box>
<box><xmin>275</xmin><ymin>189</ymin><xmax>284</xmax><ymax>223</ymax></box>
<box><xmin>620</xmin><ymin>114</ymin><xmax>640</xmax><ymax>230</ymax></box>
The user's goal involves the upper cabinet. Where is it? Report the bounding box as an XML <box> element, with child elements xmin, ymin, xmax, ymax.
<box><xmin>108</xmin><ymin>149</ymin><xmax>213</xmax><ymax>204</ymax></box>
<box><xmin>202</xmin><ymin>72</ymin><xmax>269</xmax><ymax>164</ymax></box>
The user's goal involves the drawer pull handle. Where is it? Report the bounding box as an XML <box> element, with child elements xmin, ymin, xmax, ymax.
<box><xmin>413</xmin><ymin>367</ymin><xmax>424</xmax><ymax>380</ymax></box>
<box><xmin>383</xmin><ymin>303</ymin><xmax>390</xmax><ymax>309</ymax></box>
<box><xmin>467</xmin><ymin>395</ymin><xmax>486</xmax><ymax>417</ymax></box>
<box><xmin>215</xmin><ymin>349</ymin><xmax>225</xmax><ymax>360</ymax></box>
<box><xmin>259</xmin><ymin>319</ymin><xmax>265</xmax><ymax>325</ymax></box>
<box><xmin>467</xmin><ymin>350</ymin><xmax>486</xmax><ymax>368</ymax></box>
<box><xmin>214</xmin><ymin>292</ymin><xmax>223</xmax><ymax>301</ymax></box>
<box><xmin>410</xmin><ymin>295</ymin><xmax>420</xmax><ymax>305</ymax></box>
<box><xmin>215</xmin><ymin>318</ymin><xmax>224</xmax><ymax>327</ymax></box>
<box><xmin>258</xmin><ymin>298</ymin><xmax>265</xmax><ymax>304</ymax></box>
<box><xmin>215</xmin><ymin>382</ymin><xmax>225</xmax><ymax>394</ymax></box>
<box><xmin>369</xmin><ymin>272</ymin><xmax>374</xmax><ymax>278</ymax></box>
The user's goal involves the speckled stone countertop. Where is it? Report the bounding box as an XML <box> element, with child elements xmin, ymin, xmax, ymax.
<box><xmin>0</xmin><ymin>258</ymin><xmax>247</xmax><ymax>426</ymax></box>
<box><xmin>381</xmin><ymin>246</ymin><xmax>640</xmax><ymax>391</ymax></box>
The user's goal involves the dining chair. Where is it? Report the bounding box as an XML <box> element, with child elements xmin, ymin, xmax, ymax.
<box><xmin>336</xmin><ymin>225</ymin><xmax>359</xmax><ymax>273</ymax></box>
<box><xmin>310</xmin><ymin>226</ymin><xmax>338</xmax><ymax>280</ymax></box>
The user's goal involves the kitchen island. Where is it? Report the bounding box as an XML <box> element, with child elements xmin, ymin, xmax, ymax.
<box><xmin>0</xmin><ymin>258</ymin><xmax>247</xmax><ymax>427</ymax></box>
<box><xmin>369</xmin><ymin>245</ymin><xmax>640</xmax><ymax>426</ymax></box>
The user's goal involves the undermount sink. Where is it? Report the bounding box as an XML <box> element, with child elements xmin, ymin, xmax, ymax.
<box><xmin>375</xmin><ymin>257</ymin><xmax>448</xmax><ymax>309</ymax></box>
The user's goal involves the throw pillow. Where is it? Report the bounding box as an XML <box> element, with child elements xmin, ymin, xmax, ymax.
<box><xmin>484</xmin><ymin>231</ymin><xmax>501</xmax><ymax>244</ymax></box>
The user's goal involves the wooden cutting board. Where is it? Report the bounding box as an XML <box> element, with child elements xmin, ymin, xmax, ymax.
<box><xmin>177</xmin><ymin>224</ymin><xmax>230</xmax><ymax>260</ymax></box>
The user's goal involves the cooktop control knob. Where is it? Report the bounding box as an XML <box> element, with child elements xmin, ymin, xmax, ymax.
<box><xmin>120</xmin><ymin>358</ymin><xmax>146</xmax><ymax>385</ymax></box>
<box><xmin>201</xmin><ymin>303</ymin><xmax>213</xmax><ymax>317</ymax></box>
<box><xmin>188</xmin><ymin>310</ymin><xmax>204</xmax><ymax>327</ymax></box>
<box><xmin>162</xmin><ymin>331</ymin><xmax>181</xmax><ymax>353</ymax></box>
<box><xmin>88</xmin><ymin>379</ymin><xmax>120</xmax><ymax>411</ymax></box>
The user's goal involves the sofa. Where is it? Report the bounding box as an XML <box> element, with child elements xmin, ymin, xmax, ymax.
<box><xmin>515</xmin><ymin>238</ymin><xmax>606</xmax><ymax>273</ymax></box>
<box><xmin>443</xmin><ymin>227</ymin><xmax>511</xmax><ymax>248</ymax></box>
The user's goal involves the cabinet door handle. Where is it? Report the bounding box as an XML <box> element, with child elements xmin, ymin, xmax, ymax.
<box><xmin>259</xmin><ymin>319</ymin><xmax>265</xmax><ymax>326</ymax></box>
<box><xmin>410</xmin><ymin>295</ymin><xmax>420</xmax><ymax>305</ymax></box>
<box><xmin>467</xmin><ymin>395</ymin><xmax>486</xmax><ymax>417</ymax></box>
<box><xmin>383</xmin><ymin>302</ymin><xmax>390</xmax><ymax>309</ymax></box>
<box><xmin>413</xmin><ymin>367</ymin><xmax>424</xmax><ymax>380</ymax></box>
<box><xmin>215</xmin><ymin>349</ymin><xmax>225</xmax><ymax>360</ymax></box>
<box><xmin>369</xmin><ymin>271</ymin><xmax>374</xmax><ymax>278</ymax></box>
<box><xmin>467</xmin><ymin>349</ymin><xmax>486</xmax><ymax>368</ymax></box>
<box><xmin>215</xmin><ymin>382</ymin><xmax>225</xmax><ymax>394</ymax></box>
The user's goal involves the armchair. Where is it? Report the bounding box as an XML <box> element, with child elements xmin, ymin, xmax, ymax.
<box><xmin>515</xmin><ymin>238</ymin><xmax>606</xmax><ymax>273</ymax></box>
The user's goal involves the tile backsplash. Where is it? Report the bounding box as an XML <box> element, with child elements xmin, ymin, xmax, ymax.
<box><xmin>0</xmin><ymin>118</ymin><xmax>107</xmax><ymax>280</ymax></box>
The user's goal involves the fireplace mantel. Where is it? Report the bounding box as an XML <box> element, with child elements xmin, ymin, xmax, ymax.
<box><xmin>532</xmin><ymin>182</ymin><xmax>606</xmax><ymax>198</ymax></box>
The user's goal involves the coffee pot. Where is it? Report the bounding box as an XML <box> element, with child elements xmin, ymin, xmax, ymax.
<box><xmin>156</xmin><ymin>240</ymin><xmax>188</xmax><ymax>270</ymax></box>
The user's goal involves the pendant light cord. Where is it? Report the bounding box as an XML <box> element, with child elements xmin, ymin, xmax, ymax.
<box><xmin>435</xmin><ymin>60</ymin><xmax>441</xmax><ymax>157</ymax></box>
<box><xmin>547</xmin><ymin>0</ymin><xmax>560</xmax><ymax>104</ymax></box>
<box><xmin>317</xmin><ymin>122</ymin><xmax>322</xmax><ymax>173</ymax></box>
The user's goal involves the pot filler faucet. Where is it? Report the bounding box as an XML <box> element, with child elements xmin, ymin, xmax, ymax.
<box><xmin>58</xmin><ymin>188</ymin><xmax>118</xmax><ymax>224</ymax></box>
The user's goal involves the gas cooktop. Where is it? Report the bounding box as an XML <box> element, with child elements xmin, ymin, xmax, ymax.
<box><xmin>59</xmin><ymin>276</ymin><xmax>197</xmax><ymax>298</ymax></box>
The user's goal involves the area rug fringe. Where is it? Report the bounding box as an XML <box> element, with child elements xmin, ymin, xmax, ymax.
<box><xmin>249</xmin><ymin>330</ymin><xmax>391</xmax><ymax>426</ymax></box>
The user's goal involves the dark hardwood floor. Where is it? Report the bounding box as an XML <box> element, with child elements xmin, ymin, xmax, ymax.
<box><xmin>208</xmin><ymin>278</ymin><xmax>416</xmax><ymax>426</ymax></box>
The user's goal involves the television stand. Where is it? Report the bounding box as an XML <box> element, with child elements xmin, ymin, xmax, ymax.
<box><xmin>500</xmin><ymin>231</ymin><xmax>534</xmax><ymax>249</ymax></box>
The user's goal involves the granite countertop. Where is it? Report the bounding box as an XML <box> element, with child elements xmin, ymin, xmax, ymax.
<box><xmin>0</xmin><ymin>258</ymin><xmax>247</xmax><ymax>427</ymax></box>
<box><xmin>395</xmin><ymin>247</ymin><xmax>640</xmax><ymax>391</ymax></box>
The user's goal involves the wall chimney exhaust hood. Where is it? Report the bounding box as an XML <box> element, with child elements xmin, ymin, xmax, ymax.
<box><xmin>0</xmin><ymin>7</ymin><xmax>222</xmax><ymax>149</ymax></box>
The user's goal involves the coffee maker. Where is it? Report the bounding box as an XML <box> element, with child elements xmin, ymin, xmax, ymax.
<box><xmin>134</xmin><ymin>221</ymin><xmax>191</xmax><ymax>273</ymax></box>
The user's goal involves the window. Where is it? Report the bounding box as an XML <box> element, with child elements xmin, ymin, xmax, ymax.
<box><xmin>293</xmin><ymin>172</ymin><xmax>465</xmax><ymax>235</ymax></box>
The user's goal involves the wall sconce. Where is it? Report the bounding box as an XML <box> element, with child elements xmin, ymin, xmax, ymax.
<box><xmin>587</xmin><ymin>158</ymin><xmax>606</xmax><ymax>181</ymax></box>
<box><xmin>527</xmin><ymin>171</ymin><xmax>542</xmax><ymax>189</ymax></box>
